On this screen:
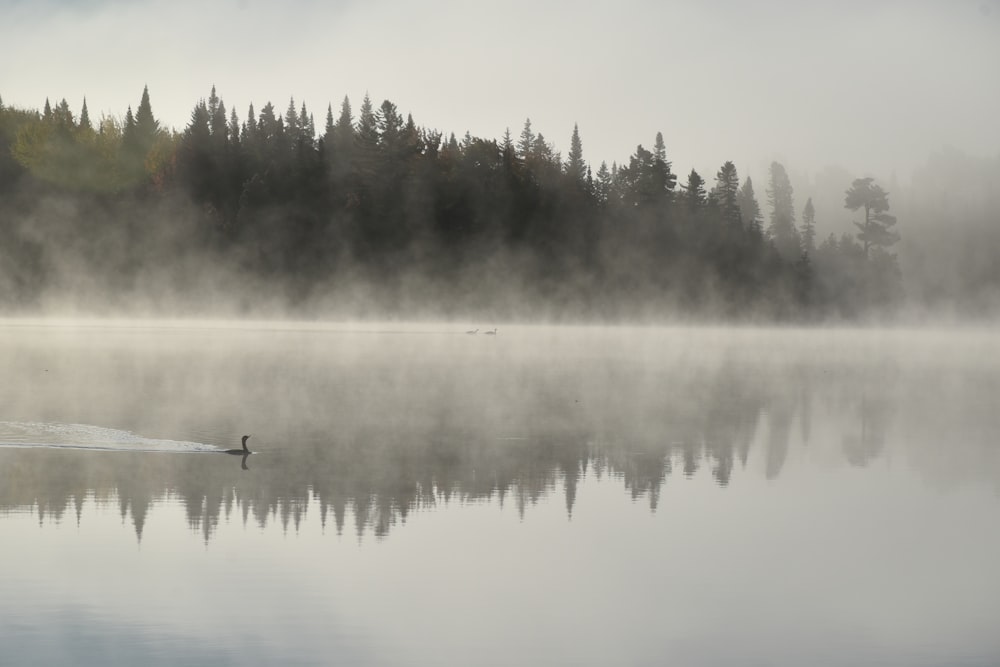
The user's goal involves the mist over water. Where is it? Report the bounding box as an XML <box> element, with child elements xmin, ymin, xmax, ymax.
<box><xmin>1</xmin><ymin>321</ymin><xmax>998</xmax><ymax>666</ymax></box>
<box><xmin>2</xmin><ymin>2</ymin><xmax>999</xmax><ymax>663</ymax></box>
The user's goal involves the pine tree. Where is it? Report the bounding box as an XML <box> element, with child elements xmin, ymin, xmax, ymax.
<box><xmin>844</xmin><ymin>177</ymin><xmax>898</xmax><ymax>257</ymax></box>
<box><xmin>355</xmin><ymin>93</ymin><xmax>378</xmax><ymax>150</ymax></box>
<box><xmin>134</xmin><ymin>85</ymin><xmax>159</xmax><ymax>143</ymax></box>
<box><xmin>79</xmin><ymin>98</ymin><xmax>92</xmax><ymax>131</ymax></box>
<box><xmin>766</xmin><ymin>161</ymin><xmax>800</xmax><ymax>259</ymax></box>
<box><xmin>737</xmin><ymin>177</ymin><xmax>763</xmax><ymax>237</ymax></box>
<box><xmin>334</xmin><ymin>96</ymin><xmax>353</xmax><ymax>145</ymax></box>
<box><xmin>565</xmin><ymin>123</ymin><xmax>585</xmax><ymax>182</ymax></box>
<box><xmin>206</xmin><ymin>87</ymin><xmax>228</xmax><ymax>144</ymax></box>
<box><xmin>653</xmin><ymin>132</ymin><xmax>667</xmax><ymax>162</ymax></box>
<box><xmin>323</xmin><ymin>103</ymin><xmax>335</xmax><ymax>145</ymax></box>
<box><xmin>122</xmin><ymin>106</ymin><xmax>136</xmax><ymax>143</ymax></box>
<box><xmin>517</xmin><ymin>118</ymin><xmax>534</xmax><ymax>161</ymax></box>
<box><xmin>228</xmin><ymin>108</ymin><xmax>240</xmax><ymax>147</ymax></box>
<box><xmin>683</xmin><ymin>169</ymin><xmax>706</xmax><ymax>210</ymax></box>
<box><xmin>801</xmin><ymin>197</ymin><xmax>817</xmax><ymax>255</ymax></box>
<box><xmin>376</xmin><ymin>99</ymin><xmax>403</xmax><ymax>147</ymax></box>
<box><xmin>284</xmin><ymin>97</ymin><xmax>299</xmax><ymax>137</ymax></box>
<box><xmin>714</xmin><ymin>161</ymin><xmax>741</xmax><ymax>227</ymax></box>
<box><xmin>299</xmin><ymin>102</ymin><xmax>315</xmax><ymax>146</ymax></box>
<box><xmin>595</xmin><ymin>161</ymin><xmax>612</xmax><ymax>203</ymax></box>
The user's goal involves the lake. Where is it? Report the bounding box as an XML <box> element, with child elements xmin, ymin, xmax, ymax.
<box><xmin>1</xmin><ymin>321</ymin><xmax>998</xmax><ymax>666</ymax></box>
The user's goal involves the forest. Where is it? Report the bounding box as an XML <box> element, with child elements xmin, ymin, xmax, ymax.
<box><xmin>0</xmin><ymin>86</ymin><xmax>903</xmax><ymax>320</ymax></box>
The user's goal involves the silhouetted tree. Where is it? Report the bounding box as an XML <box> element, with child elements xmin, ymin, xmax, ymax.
<box><xmin>844</xmin><ymin>177</ymin><xmax>898</xmax><ymax>257</ymax></box>
<box><xmin>565</xmin><ymin>123</ymin><xmax>585</xmax><ymax>183</ymax></box>
<box><xmin>766</xmin><ymin>161</ymin><xmax>799</xmax><ymax>259</ymax></box>
<box><xmin>801</xmin><ymin>197</ymin><xmax>817</xmax><ymax>255</ymax></box>
<box><xmin>737</xmin><ymin>176</ymin><xmax>763</xmax><ymax>237</ymax></box>
<box><xmin>714</xmin><ymin>161</ymin><xmax>741</xmax><ymax>227</ymax></box>
<box><xmin>683</xmin><ymin>168</ymin><xmax>706</xmax><ymax>210</ymax></box>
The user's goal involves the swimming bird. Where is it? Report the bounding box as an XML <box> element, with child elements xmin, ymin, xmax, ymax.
<box><xmin>224</xmin><ymin>435</ymin><xmax>251</xmax><ymax>455</ymax></box>
<box><xmin>484</xmin><ymin>328</ymin><xmax>498</xmax><ymax>335</ymax></box>
<box><xmin>466</xmin><ymin>328</ymin><xmax>479</xmax><ymax>334</ymax></box>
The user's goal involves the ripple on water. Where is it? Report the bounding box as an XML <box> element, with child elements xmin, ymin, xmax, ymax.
<box><xmin>0</xmin><ymin>421</ymin><xmax>219</xmax><ymax>453</ymax></box>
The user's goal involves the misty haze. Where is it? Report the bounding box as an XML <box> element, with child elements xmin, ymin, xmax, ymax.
<box><xmin>1</xmin><ymin>1</ymin><xmax>999</xmax><ymax>666</ymax></box>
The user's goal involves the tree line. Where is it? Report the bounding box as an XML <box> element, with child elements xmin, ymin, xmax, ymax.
<box><xmin>0</xmin><ymin>87</ymin><xmax>901</xmax><ymax>319</ymax></box>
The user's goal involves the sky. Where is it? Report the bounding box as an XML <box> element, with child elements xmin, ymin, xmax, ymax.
<box><xmin>2</xmin><ymin>0</ymin><xmax>999</xmax><ymax>188</ymax></box>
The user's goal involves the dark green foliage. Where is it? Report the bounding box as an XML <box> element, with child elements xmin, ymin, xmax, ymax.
<box><xmin>0</xmin><ymin>86</ymin><xmax>905</xmax><ymax>320</ymax></box>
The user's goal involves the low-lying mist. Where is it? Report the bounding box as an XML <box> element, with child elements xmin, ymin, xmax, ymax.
<box><xmin>8</xmin><ymin>89</ymin><xmax>996</xmax><ymax>325</ymax></box>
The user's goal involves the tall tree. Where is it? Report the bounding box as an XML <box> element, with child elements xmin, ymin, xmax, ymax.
<box><xmin>134</xmin><ymin>85</ymin><xmax>159</xmax><ymax>144</ymax></box>
<box><xmin>595</xmin><ymin>161</ymin><xmax>612</xmax><ymax>203</ymax></box>
<box><xmin>78</xmin><ymin>98</ymin><xmax>91</xmax><ymax>131</ymax></box>
<box><xmin>714</xmin><ymin>161</ymin><xmax>741</xmax><ymax>227</ymax></box>
<box><xmin>801</xmin><ymin>197</ymin><xmax>817</xmax><ymax>255</ymax></box>
<box><xmin>355</xmin><ymin>93</ymin><xmax>379</xmax><ymax>154</ymax></box>
<box><xmin>517</xmin><ymin>118</ymin><xmax>535</xmax><ymax>161</ymax></box>
<box><xmin>565</xmin><ymin>123</ymin><xmax>585</xmax><ymax>182</ymax></box>
<box><xmin>844</xmin><ymin>177</ymin><xmax>898</xmax><ymax>257</ymax></box>
<box><xmin>653</xmin><ymin>132</ymin><xmax>667</xmax><ymax>162</ymax></box>
<box><xmin>766</xmin><ymin>161</ymin><xmax>799</xmax><ymax>259</ymax></box>
<box><xmin>737</xmin><ymin>176</ymin><xmax>762</xmax><ymax>237</ymax></box>
<box><xmin>683</xmin><ymin>168</ymin><xmax>706</xmax><ymax>210</ymax></box>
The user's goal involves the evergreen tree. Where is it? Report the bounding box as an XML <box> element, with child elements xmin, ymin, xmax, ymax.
<box><xmin>79</xmin><ymin>98</ymin><xmax>91</xmax><ymax>131</ymax></box>
<box><xmin>355</xmin><ymin>93</ymin><xmax>379</xmax><ymax>151</ymax></box>
<box><xmin>595</xmin><ymin>161</ymin><xmax>612</xmax><ymax>203</ymax></box>
<box><xmin>376</xmin><ymin>99</ymin><xmax>403</xmax><ymax>147</ymax></box>
<box><xmin>228</xmin><ymin>108</ymin><xmax>240</xmax><ymax>147</ymax></box>
<box><xmin>844</xmin><ymin>177</ymin><xmax>898</xmax><ymax>257</ymax></box>
<box><xmin>207</xmin><ymin>86</ymin><xmax>226</xmax><ymax>138</ymax></box>
<box><xmin>333</xmin><ymin>96</ymin><xmax>353</xmax><ymax>151</ymax></box>
<box><xmin>737</xmin><ymin>176</ymin><xmax>763</xmax><ymax>237</ymax></box>
<box><xmin>243</xmin><ymin>103</ymin><xmax>257</xmax><ymax>143</ymax></box>
<box><xmin>134</xmin><ymin>85</ymin><xmax>159</xmax><ymax>143</ymax></box>
<box><xmin>299</xmin><ymin>102</ymin><xmax>315</xmax><ymax>146</ymax></box>
<box><xmin>683</xmin><ymin>169</ymin><xmax>706</xmax><ymax>210</ymax></box>
<box><xmin>517</xmin><ymin>118</ymin><xmax>534</xmax><ymax>161</ymax></box>
<box><xmin>801</xmin><ymin>197</ymin><xmax>817</xmax><ymax>255</ymax></box>
<box><xmin>653</xmin><ymin>132</ymin><xmax>667</xmax><ymax>162</ymax></box>
<box><xmin>323</xmin><ymin>103</ymin><xmax>335</xmax><ymax>146</ymax></box>
<box><xmin>714</xmin><ymin>161</ymin><xmax>741</xmax><ymax>227</ymax></box>
<box><xmin>565</xmin><ymin>123</ymin><xmax>585</xmax><ymax>182</ymax></box>
<box><xmin>766</xmin><ymin>161</ymin><xmax>800</xmax><ymax>259</ymax></box>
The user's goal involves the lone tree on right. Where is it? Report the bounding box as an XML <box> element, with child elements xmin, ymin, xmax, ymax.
<box><xmin>844</xmin><ymin>177</ymin><xmax>898</xmax><ymax>258</ymax></box>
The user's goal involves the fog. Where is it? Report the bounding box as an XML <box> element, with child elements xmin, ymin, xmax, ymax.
<box><xmin>3</xmin><ymin>323</ymin><xmax>999</xmax><ymax>540</ymax></box>
<box><xmin>1</xmin><ymin>2</ymin><xmax>999</xmax><ymax>322</ymax></box>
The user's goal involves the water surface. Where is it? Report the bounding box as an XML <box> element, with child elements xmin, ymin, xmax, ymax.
<box><xmin>1</xmin><ymin>322</ymin><xmax>998</xmax><ymax>666</ymax></box>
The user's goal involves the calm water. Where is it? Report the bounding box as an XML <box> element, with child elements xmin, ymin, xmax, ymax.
<box><xmin>1</xmin><ymin>321</ymin><xmax>999</xmax><ymax>666</ymax></box>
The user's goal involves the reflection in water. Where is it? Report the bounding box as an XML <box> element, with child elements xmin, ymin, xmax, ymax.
<box><xmin>2</xmin><ymin>328</ymin><xmax>998</xmax><ymax>543</ymax></box>
<box><xmin>2</xmin><ymin>325</ymin><xmax>1000</xmax><ymax>667</ymax></box>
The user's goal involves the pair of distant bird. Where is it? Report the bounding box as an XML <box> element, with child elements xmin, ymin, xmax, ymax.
<box><xmin>465</xmin><ymin>328</ymin><xmax>497</xmax><ymax>335</ymax></box>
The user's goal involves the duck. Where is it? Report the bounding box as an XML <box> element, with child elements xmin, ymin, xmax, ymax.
<box><xmin>224</xmin><ymin>435</ymin><xmax>251</xmax><ymax>455</ymax></box>
<box><xmin>484</xmin><ymin>328</ymin><xmax>498</xmax><ymax>335</ymax></box>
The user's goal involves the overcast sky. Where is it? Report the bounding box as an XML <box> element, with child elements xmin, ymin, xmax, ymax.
<box><xmin>2</xmin><ymin>0</ymin><xmax>999</xmax><ymax>187</ymax></box>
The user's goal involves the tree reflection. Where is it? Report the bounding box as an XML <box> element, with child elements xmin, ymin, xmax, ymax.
<box><xmin>4</xmin><ymin>350</ymin><xmax>997</xmax><ymax>543</ymax></box>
